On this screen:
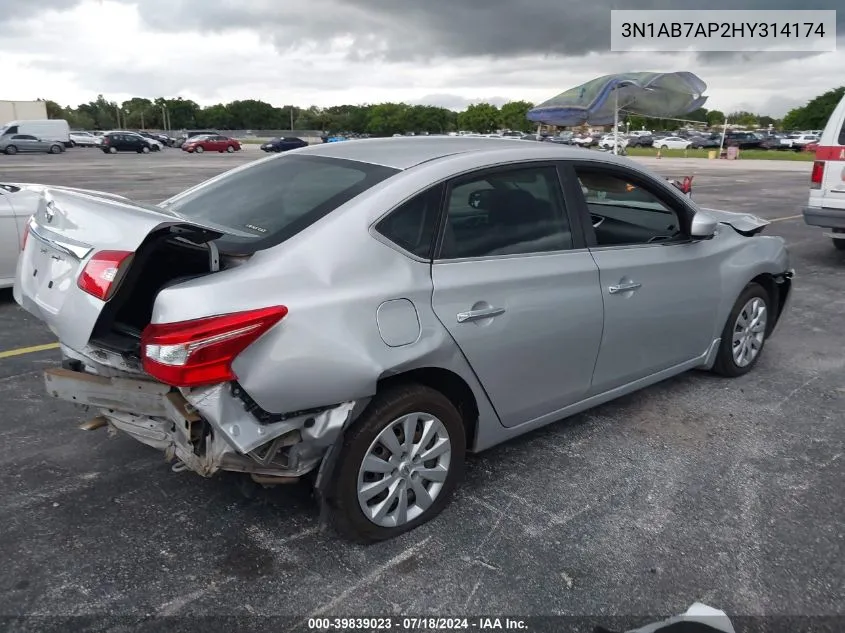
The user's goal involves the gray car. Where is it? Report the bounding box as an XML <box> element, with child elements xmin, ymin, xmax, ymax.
<box><xmin>14</xmin><ymin>137</ymin><xmax>793</xmax><ymax>542</ymax></box>
<box><xmin>1</xmin><ymin>134</ymin><xmax>65</xmax><ymax>155</ymax></box>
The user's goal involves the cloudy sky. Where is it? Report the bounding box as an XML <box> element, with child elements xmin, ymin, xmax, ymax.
<box><xmin>3</xmin><ymin>0</ymin><xmax>843</xmax><ymax>117</ymax></box>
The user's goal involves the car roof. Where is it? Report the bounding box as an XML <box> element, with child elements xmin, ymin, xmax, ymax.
<box><xmin>294</xmin><ymin>136</ymin><xmax>605</xmax><ymax>170</ymax></box>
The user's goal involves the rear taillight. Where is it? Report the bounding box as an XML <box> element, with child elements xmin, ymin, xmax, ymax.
<box><xmin>810</xmin><ymin>160</ymin><xmax>825</xmax><ymax>189</ymax></box>
<box><xmin>77</xmin><ymin>250</ymin><xmax>133</xmax><ymax>301</ymax></box>
<box><xmin>102</xmin><ymin>136</ymin><xmax>110</xmax><ymax>145</ymax></box>
<box><xmin>141</xmin><ymin>306</ymin><xmax>288</xmax><ymax>387</ymax></box>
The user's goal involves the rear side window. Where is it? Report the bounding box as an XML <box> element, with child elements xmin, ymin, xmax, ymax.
<box><xmin>161</xmin><ymin>154</ymin><xmax>399</xmax><ymax>253</ymax></box>
<box><xmin>375</xmin><ymin>186</ymin><xmax>443</xmax><ymax>258</ymax></box>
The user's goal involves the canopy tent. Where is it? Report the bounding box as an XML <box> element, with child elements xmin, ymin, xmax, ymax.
<box><xmin>527</xmin><ymin>71</ymin><xmax>708</xmax><ymax>152</ymax></box>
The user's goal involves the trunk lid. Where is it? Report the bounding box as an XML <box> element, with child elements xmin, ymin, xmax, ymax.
<box><xmin>13</xmin><ymin>187</ymin><xmax>256</xmax><ymax>351</ymax></box>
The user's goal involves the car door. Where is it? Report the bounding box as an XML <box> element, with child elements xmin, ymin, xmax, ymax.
<box><xmin>0</xmin><ymin>190</ymin><xmax>21</xmax><ymax>286</ymax></box>
<box><xmin>564</xmin><ymin>162</ymin><xmax>723</xmax><ymax>394</ymax></box>
<box><xmin>13</xmin><ymin>135</ymin><xmax>39</xmax><ymax>152</ymax></box>
<box><xmin>430</xmin><ymin>162</ymin><xmax>604</xmax><ymax>428</ymax></box>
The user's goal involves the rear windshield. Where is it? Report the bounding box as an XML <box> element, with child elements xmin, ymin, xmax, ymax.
<box><xmin>160</xmin><ymin>154</ymin><xmax>399</xmax><ymax>253</ymax></box>
<box><xmin>839</xmin><ymin>119</ymin><xmax>845</xmax><ymax>145</ymax></box>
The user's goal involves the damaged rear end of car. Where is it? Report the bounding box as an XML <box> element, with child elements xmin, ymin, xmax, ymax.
<box><xmin>15</xmin><ymin>153</ymin><xmax>399</xmax><ymax>485</ymax></box>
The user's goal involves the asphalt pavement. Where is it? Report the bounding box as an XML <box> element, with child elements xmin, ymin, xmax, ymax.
<box><xmin>0</xmin><ymin>147</ymin><xmax>842</xmax><ymax>630</ymax></box>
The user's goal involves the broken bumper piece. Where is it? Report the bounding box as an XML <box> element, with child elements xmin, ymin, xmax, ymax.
<box><xmin>44</xmin><ymin>367</ymin><xmax>359</xmax><ymax>478</ymax></box>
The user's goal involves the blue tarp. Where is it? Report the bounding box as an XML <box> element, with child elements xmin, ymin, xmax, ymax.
<box><xmin>527</xmin><ymin>71</ymin><xmax>707</xmax><ymax>127</ymax></box>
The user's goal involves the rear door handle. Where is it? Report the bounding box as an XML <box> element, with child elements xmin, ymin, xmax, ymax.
<box><xmin>457</xmin><ymin>307</ymin><xmax>505</xmax><ymax>323</ymax></box>
<box><xmin>608</xmin><ymin>282</ymin><xmax>642</xmax><ymax>294</ymax></box>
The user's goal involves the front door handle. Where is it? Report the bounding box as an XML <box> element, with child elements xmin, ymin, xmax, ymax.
<box><xmin>457</xmin><ymin>306</ymin><xmax>506</xmax><ymax>323</ymax></box>
<box><xmin>608</xmin><ymin>282</ymin><xmax>642</xmax><ymax>294</ymax></box>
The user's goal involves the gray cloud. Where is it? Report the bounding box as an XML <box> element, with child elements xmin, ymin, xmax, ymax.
<box><xmin>116</xmin><ymin>0</ymin><xmax>843</xmax><ymax>63</ymax></box>
<box><xmin>410</xmin><ymin>94</ymin><xmax>512</xmax><ymax>111</ymax></box>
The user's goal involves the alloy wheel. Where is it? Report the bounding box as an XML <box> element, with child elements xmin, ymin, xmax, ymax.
<box><xmin>356</xmin><ymin>412</ymin><xmax>452</xmax><ymax>528</ymax></box>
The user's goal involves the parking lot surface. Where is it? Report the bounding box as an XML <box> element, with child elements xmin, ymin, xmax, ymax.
<box><xmin>1</xmin><ymin>149</ymin><xmax>843</xmax><ymax>627</ymax></box>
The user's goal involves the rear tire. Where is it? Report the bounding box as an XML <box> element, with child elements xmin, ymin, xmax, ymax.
<box><xmin>4</xmin><ymin>145</ymin><xmax>17</xmax><ymax>155</ymax></box>
<box><xmin>328</xmin><ymin>384</ymin><xmax>466</xmax><ymax>543</ymax></box>
<box><xmin>108</xmin><ymin>146</ymin><xmax>117</xmax><ymax>154</ymax></box>
<box><xmin>712</xmin><ymin>282</ymin><xmax>771</xmax><ymax>378</ymax></box>
<box><xmin>49</xmin><ymin>144</ymin><xmax>63</xmax><ymax>154</ymax></box>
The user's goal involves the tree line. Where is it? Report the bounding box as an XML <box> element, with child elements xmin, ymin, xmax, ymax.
<box><xmin>39</xmin><ymin>87</ymin><xmax>843</xmax><ymax>135</ymax></box>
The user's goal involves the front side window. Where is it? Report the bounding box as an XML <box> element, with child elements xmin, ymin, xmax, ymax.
<box><xmin>440</xmin><ymin>165</ymin><xmax>572</xmax><ymax>259</ymax></box>
<box><xmin>574</xmin><ymin>167</ymin><xmax>685</xmax><ymax>247</ymax></box>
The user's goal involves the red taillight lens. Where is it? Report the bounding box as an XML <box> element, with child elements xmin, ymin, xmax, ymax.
<box><xmin>21</xmin><ymin>218</ymin><xmax>32</xmax><ymax>249</ymax></box>
<box><xmin>141</xmin><ymin>306</ymin><xmax>288</xmax><ymax>387</ymax></box>
<box><xmin>810</xmin><ymin>160</ymin><xmax>825</xmax><ymax>189</ymax></box>
<box><xmin>102</xmin><ymin>136</ymin><xmax>110</xmax><ymax>145</ymax></box>
<box><xmin>77</xmin><ymin>250</ymin><xmax>133</xmax><ymax>301</ymax></box>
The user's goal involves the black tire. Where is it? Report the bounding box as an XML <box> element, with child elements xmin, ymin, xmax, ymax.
<box><xmin>195</xmin><ymin>146</ymin><xmax>204</xmax><ymax>153</ymax></box>
<box><xmin>49</xmin><ymin>144</ymin><xmax>63</xmax><ymax>154</ymax></box>
<box><xmin>328</xmin><ymin>383</ymin><xmax>466</xmax><ymax>543</ymax></box>
<box><xmin>833</xmin><ymin>238</ymin><xmax>845</xmax><ymax>251</ymax></box>
<box><xmin>712</xmin><ymin>282</ymin><xmax>771</xmax><ymax>378</ymax></box>
<box><xmin>4</xmin><ymin>145</ymin><xmax>17</xmax><ymax>155</ymax></box>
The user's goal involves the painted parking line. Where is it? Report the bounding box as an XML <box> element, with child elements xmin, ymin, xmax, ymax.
<box><xmin>0</xmin><ymin>342</ymin><xmax>60</xmax><ymax>359</ymax></box>
<box><xmin>769</xmin><ymin>214</ymin><xmax>804</xmax><ymax>223</ymax></box>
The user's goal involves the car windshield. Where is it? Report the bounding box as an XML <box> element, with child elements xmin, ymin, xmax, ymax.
<box><xmin>159</xmin><ymin>154</ymin><xmax>399</xmax><ymax>253</ymax></box>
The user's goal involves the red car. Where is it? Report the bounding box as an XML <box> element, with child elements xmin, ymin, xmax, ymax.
<box><xmin>803</xmin><ymin>141</ymin><xmax>820</xmax><ymax>153</ymax></box>
<box><xmin>182</xmin><ymin>134</ymin><xmax>241</xmax><ymax>153</ymax></box>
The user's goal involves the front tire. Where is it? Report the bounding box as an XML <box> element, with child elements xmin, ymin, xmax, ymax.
<box><xmin>195</xmin><ymin>146</ymin><xmax>204</xmax><ymax>153</ymax></box>
<box><xmin>712</xmin><ymin>282</ymin><xmax>770</xmax><ymax>377</ymax></box>
<box><xmin>661</xmin><ymin>144</ymin><xmax>669</xmax><ymax>150</ymax></box>
<box><xmin>328</xmin><ymin>384</ymin><xmax>466</xmax><ymax>543</ymax></box>
<box><xmin>833</xmin><ymin>238</ymin><xmax>845</xmax><ymax>251</ymax></box>
<box><xmin>227</xmin><ymin>145</ymin><xmax>235</xmax><ymax>153</ymax></box>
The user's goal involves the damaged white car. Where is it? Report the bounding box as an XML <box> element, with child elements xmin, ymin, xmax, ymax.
<box><xmin>14</xmin><ymin>137</ymin><xmax>793</xmax><ymax>542</ymax></box>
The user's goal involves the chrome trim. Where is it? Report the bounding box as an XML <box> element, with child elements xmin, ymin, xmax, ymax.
<box><xmin>608</xmin><ymin>282</ymin><xmax>641</xmax><ymax>294</ymax></box>
<box><xmin>28</xmin><ymin>219</ymin><xmax>93</xmax><ymax>260</ymax></box>
<box><xmin>456</xmin><ymin>306</ymin><xmax>505</xmax><ymax>323</ymax></box>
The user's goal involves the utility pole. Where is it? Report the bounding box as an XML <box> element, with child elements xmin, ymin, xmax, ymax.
<box><xmin>115</xmin><ymin>104</ymin><xmax>121</xmax><ymax>128</ymax></box>
<box><xmin>290</xmin><ymin>106</ymin><xmax>295</xmax><ymax>131</ymax></box>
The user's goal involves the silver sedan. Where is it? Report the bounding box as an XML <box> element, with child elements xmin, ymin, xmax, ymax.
<box><xmin>1</xmin><ymin>134</ymin><xmax>65</xmax><ymax>155</ymax></box>
<box><xmin>14</xmin><ymin>137</ymin><xmax>793</xmax><ymax>541</ymax></box>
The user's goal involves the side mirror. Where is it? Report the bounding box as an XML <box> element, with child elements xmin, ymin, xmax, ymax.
<box><xmin>690</xmin><ymin>211</ymin><xmax>718</xmax><ymax>239</ymax></box>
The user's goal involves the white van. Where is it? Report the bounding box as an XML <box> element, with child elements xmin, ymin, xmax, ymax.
<box><xmin>803</xmin><ymin>92</ymin><xmax>845</xmax><ymax>250</ymax></box>
<box><xmin>0</xmin><ymin>119</ymin><xmax>71</xmax><ymax>148</ymax></box>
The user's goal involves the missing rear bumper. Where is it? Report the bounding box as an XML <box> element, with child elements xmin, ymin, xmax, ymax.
<box><xmin>43</xmin><ymin>366</ymin><xmax>361</xmax><ymax>479</ymax></box>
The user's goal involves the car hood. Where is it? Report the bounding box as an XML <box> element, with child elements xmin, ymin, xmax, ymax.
<box><xmin>699</xmin><ymin>207</ymin><xmax>769</xmax><ymax>235</ymax></box>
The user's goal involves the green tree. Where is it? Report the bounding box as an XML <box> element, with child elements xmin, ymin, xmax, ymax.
<box><xmin>498</xmin><ymin>100</ymin><xmax>534</xmax><ymax>132</ymax></box>
<box><xmin>457</xmin><ymin>103</ymin><xmax>500</xmax><ymax>133</ymax></box>
<box><xmin>782</xmin><ymin>86</ymin><xmax>845</xmax><ymax>130</ymax></box>
<box><xmin>728</xmin><ymin>111</ymin><xmax>759</xmax><ymax>127</ymax></box>
<box><xmin>41</xmin><ymin>99</ymin><xmax>65</xmax><ymax>119</ymax></box>
<box><xmin>121</xmin><ymin>97</ymin><xmax>154</xmax><ymax>129</ymax></box>
<box><xmin>706</xmin><ymin>110</ymin><xmax>725</xmax><ymax>127</ymax></box>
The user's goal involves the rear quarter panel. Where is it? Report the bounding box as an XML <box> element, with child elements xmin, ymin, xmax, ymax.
<box><xmin>151</xmin><ymin>163</ymin><xmax>506</xmax><ymax>430</ymax></box>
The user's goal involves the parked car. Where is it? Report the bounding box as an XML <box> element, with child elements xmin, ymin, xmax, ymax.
<box><xmin>0</xmin><ymin>134</ymin><xmax>65</xmax><ymax>155</ymax></box>
<box><xmin>803</xmin><ymin>90</ymin><xmax>845</xmax><ymax>250</ymax></box>
<box><xmin>100</xmin><ymin>131</ymin><xmax>157</xmax><ymax>154</ymax></box>
<box><xmin>626</xmin><ymin>134</ymin><xmax>654</xmax><ymax>148</ymax></box>
<box><xmin>690</xmin><ymin>135</ymin><xmax>721</xmax><ymax>149</ymax></box>
<box><xmin>137</xmin><ymin>131</ymin><xmax>171</xmax><ymax>147</ymax></box>
<box><xmin>722</xmin><ymin>132</ymin><xmax>763</xmax><ymax>150</ymax></box>
<box><xmin>802</xmin><ymin>141</ymin><xmax>820</xmax><ymax>153</ymax></box>
<box><xmin>787</xmin><ymin>133</ymin><xmax>819</xmax><ymax>150</ymax></box>
<box><xmin>13</xmin><ymin>138</ymin><xmax>793</xmax><ymax>542</ymax></box>
<box><xmin>1</xmin><ymin>182</ymin><xmax>129</xmax><ymax>289</ymax></box>
<box><xmin>182</xmin><ymin>134</ymin><xmax>241</xmax><ymax>153</ymax></box>
<box><xmin>599</xmin><ymin>134</ymin><xmax>628</xmax><ymax>149</ymax></box>
<box><xmin>175</xmin><ymin>130</ymin><xmax>219</xmax><ymax>146</ymax></box>
<box><xmin>69</xmin><ymin>131</ymin><xmax>100</xmax><ymax>147</ymax></box>
<box><xmin>261</xmin><ymin>137</ymin><xmax>309</xmax><ymax>153</ymax></box>
<box><xmin>654</xmin><ymin>136</ymin><xmax>693</xmax><ymax>150</ymax></box>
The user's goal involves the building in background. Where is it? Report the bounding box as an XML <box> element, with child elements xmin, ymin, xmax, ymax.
<box><xmin>0</xmin><ymin>100</ymin><xmax>48</xmax><ymax>124</ymax></box>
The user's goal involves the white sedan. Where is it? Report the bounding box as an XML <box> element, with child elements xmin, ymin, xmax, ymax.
<box><xmin>69</xmin><ymin>131</ymin><xmax>100</xmax><ymax>147</ymax></box>
<box><xmin>654</xmin><ymin>136</ymin><xmax>693</xmax><ymax>150</ymax></box>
